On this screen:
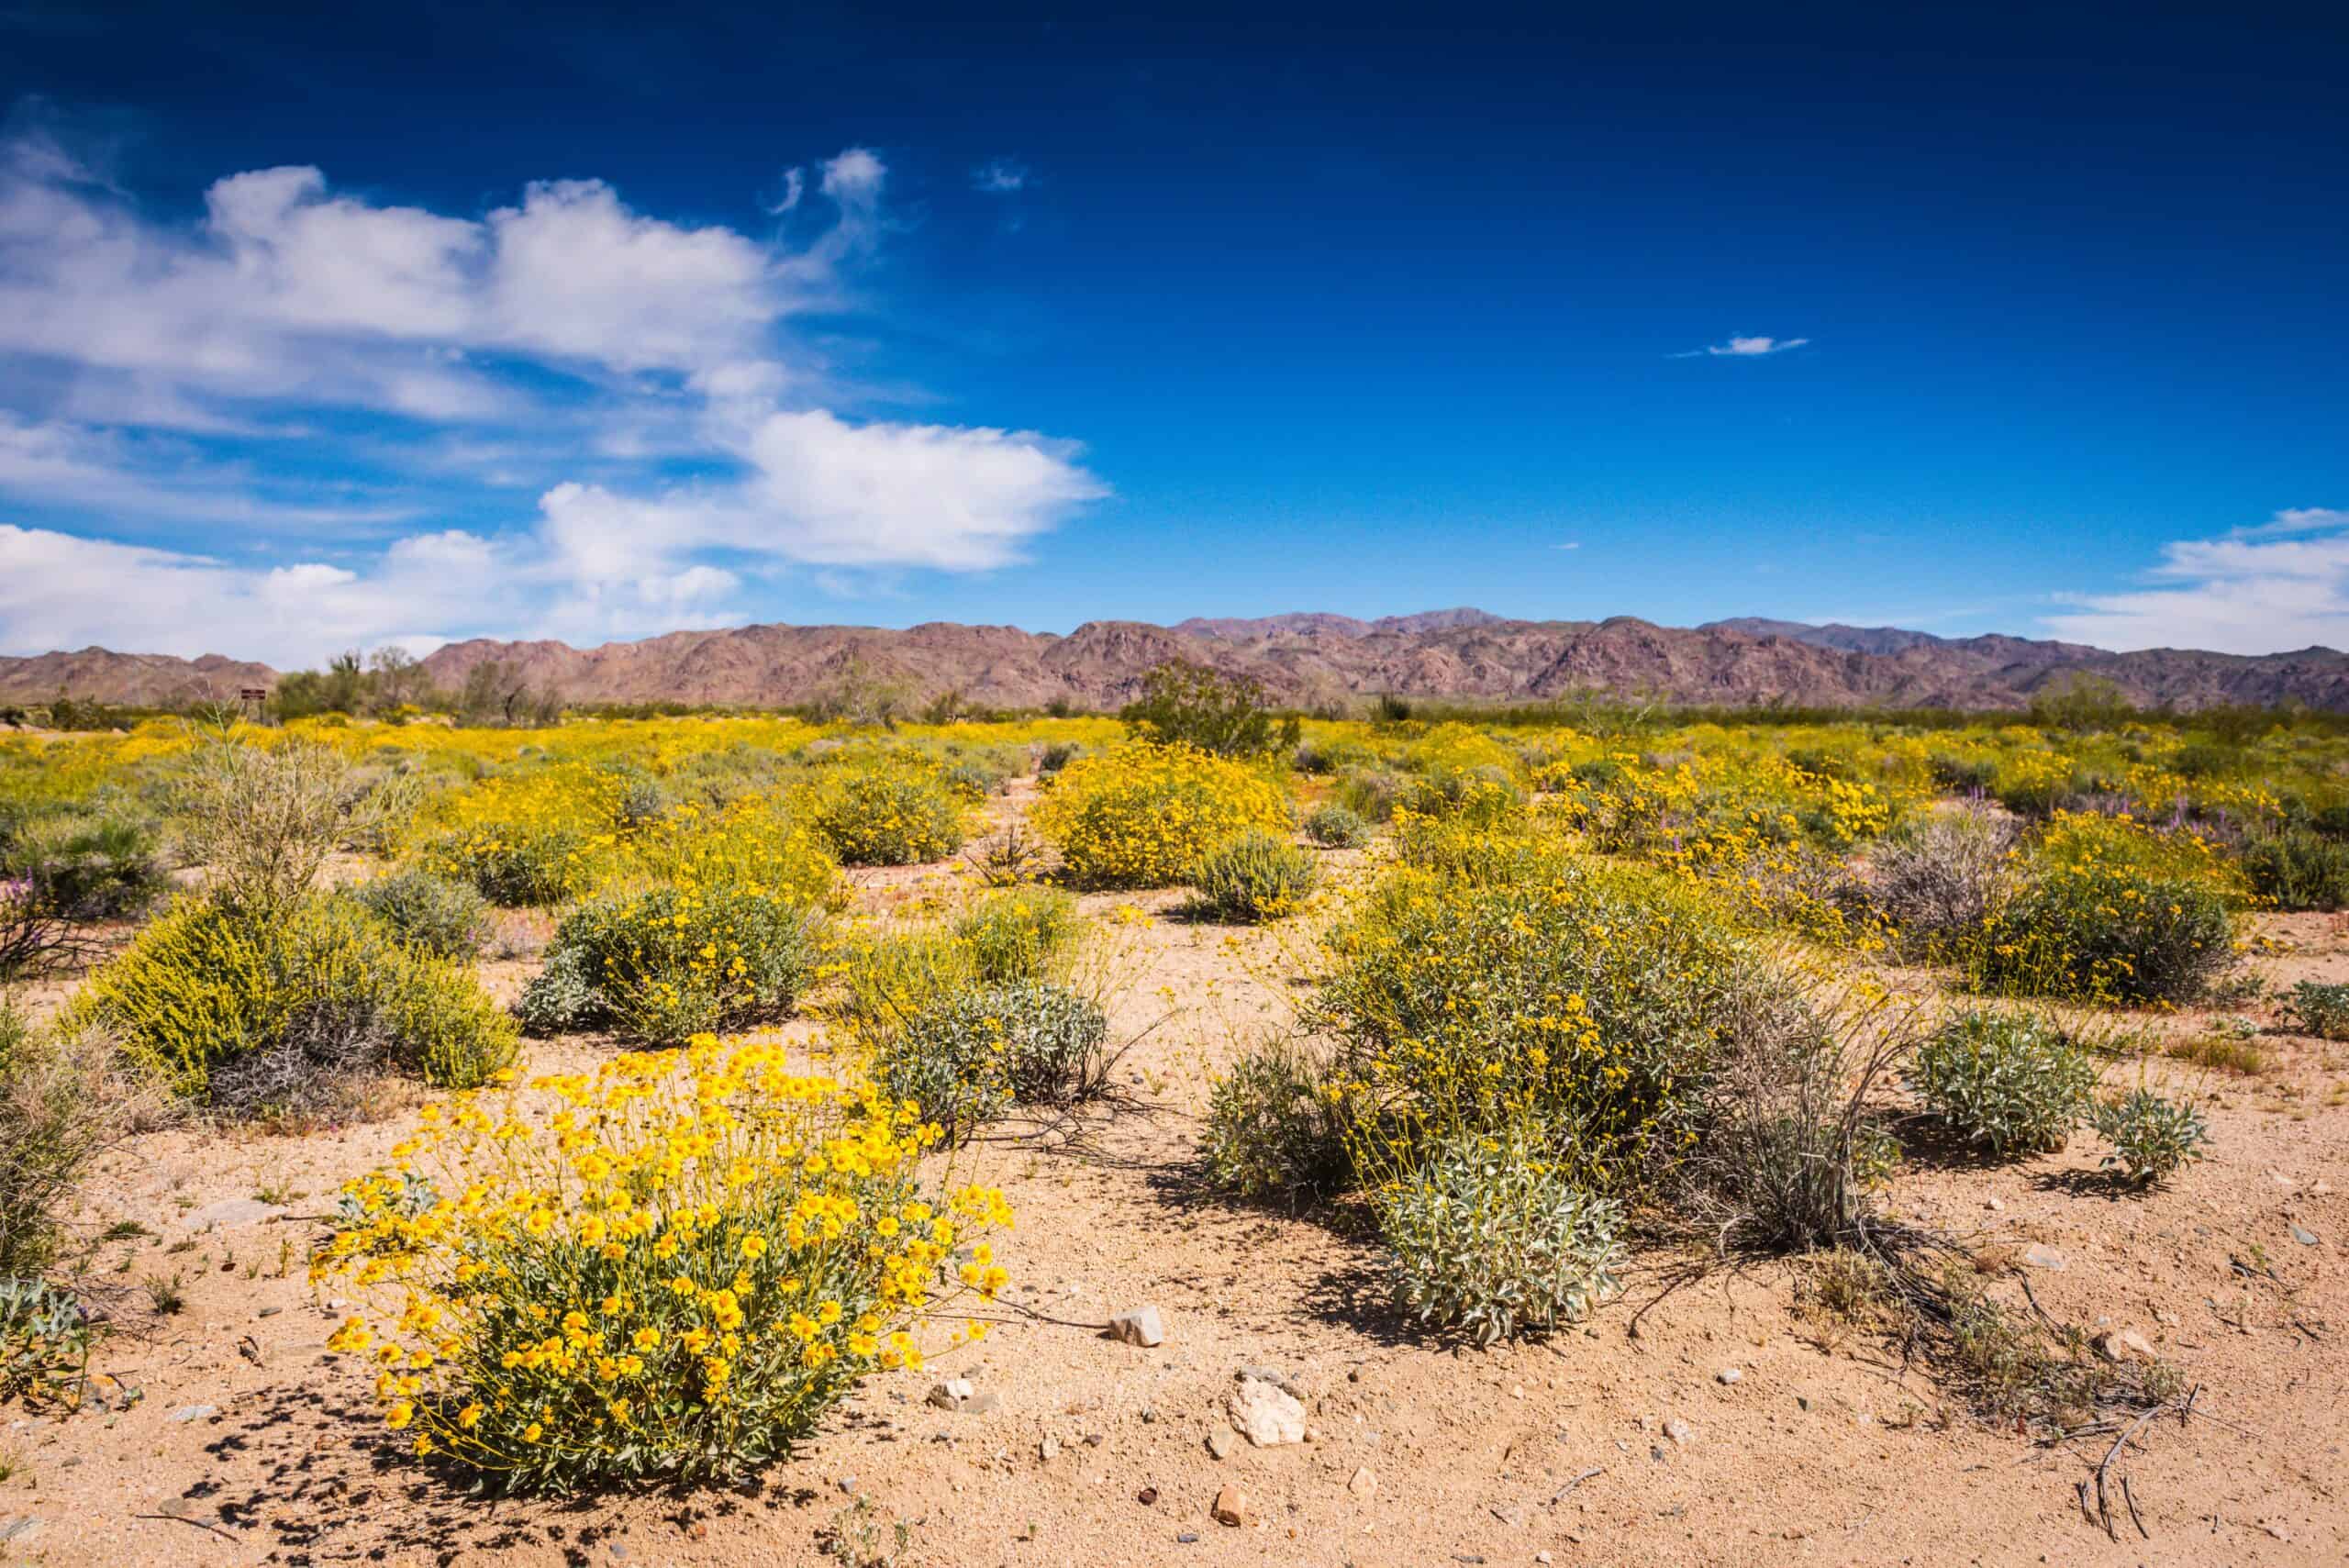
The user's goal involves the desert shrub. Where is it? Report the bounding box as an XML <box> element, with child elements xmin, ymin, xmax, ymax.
<box><xmin>0</xmin><ymin>1007</ymin><xmax>137</xmax><ymax>1279</ymax></box>
<box><xmin>1858</xmin><ymin>802</ymin><xmax>2015</xmax><ymax>955</ymax></box>
<box><xmin>937</xmin><ymin>746</ymin><xmax>1022</xmax><ymax>800</ymax></box>
<box><xmin>1970</xmin><ymin>871</ymin><xmax>2235</xmax><ymax>1005</ymax></box>
<box><xmin>1292</xmin><ymin>734</ymin><xmax>1375</xmax><ymax>775</ymax></box>
<box><xmin>1188</xmin><ymin>829</ymin><xmax>1318</xmax><ymax>922</ymax></box>
<box><xmin>0</xmin><ymin>873</ymin><xmax>91</xmax><ymax>982</ymax></box>
<box><xmin>1038</xmin><ymin>741</ymin><xmax>1084</xmax><ymax>775</ymax></box>
<box><xmin>1909</xmin><ymin>1009</ymin><xmax>2097</xmax><ymax>1156</ymax></box>
<box><xmin>619</xmin><ymin>796</ymin><xmax>838</xmax><ymax>910</ymax></box>
<box><xmin>953</xmin><ymin>886</ymin><xmax>1079</xmax><ymax>985</ymax></box>
<box><xmin>807</xmin><ymin>762</ymin><xmax>966</xmax><ymax>866</ymax></box>
<box><xmin>1031</xmin><ymin>742</ymin><xmax>1292</xmax><ymax>889</ymax></box>
<box><xmin>829</xmin><ymin>927</ymin><xmax>977</xmax><ymax>1039</ymax></box>
<box><xmin>1928</xmin><ymin>752</ymin><xmax>1999</xmax><ymax>794</ymax></box>
<box><xmin>1198</xmin><ymin>1035</ymin><xmax>1356</xmax><ymax>1203</ymax></box>
<box><xmin>1119</xmin><ymin>660</ymin><xmax>1298</xmax><ymax>758</ymax></box>
<box><xmin>173</xmin><ymin>733</ymin><xmax>408</xmax><ymax>912</ymax></box>
<box><xmin>1375</xmin><ymin>1125</ymin><xmax>1623</xmax><ymax>1346</ymax></box>
<box><xmin>2239</xmin><ymin>827</ymin><xmax>2349</xmax><ymax>912</ymax></box>
<box><xmin>2091</xmin><ymin>1088</ymin><xmax>2210</xmax><ymax>1184</ymax></box>
<box><xmin>2284</xmin><ymin>980</ymin><xmax>2349</xmax><ymax>1040</ymax></box>
<box><xmin>1313</xmin><ymin>857</ymin><xmax>1759</xmax><ymax>1194</ymax></box>
<box><xmin>312</xmin><ymin>1038</ymin><xmax>1012</xmax><ymax>1492</ymax></box>
<box><xmin>1397</xmin><ymin>764</ymin><xmax>1525</xmax><ymax>824</ymax></box>
<box><xmin>430</xmin><ymin>822</ymin><xmax>593</xmax><ymax>907</ymax></box>
<box><xmin>517</xmin><ymin>884</ymin><xmax>822</xmax><ymax>1044</ymax></box>
<box><xmin>602</xmin><ymin>764</ymin><xmax>672</xmax><ymax>829</ymax></box>
<box><xmin>1681</xmin><ymin>986</ymin><xmax>1904</xmax><ymax>1252</ymax></box>
<box><xmin>1</xmin><ymin>1276</ymin><xmax>89</xmax><ymax>1407</ymax></box>
<box><xmin>70</xmin><ymin>895</ymin><xmax>514</xmax><ymax>1118</ymax></box>
<box><xmin>3</xmin><ymin>809</ymin><xmax>167</xmax><ymax>919</ymax></box>
<box><xmin>1333</xmin><ymin>767</ymin><xmax>1408</xmax><ymax>823</ymax></box>
<box><xmin>1303</xmin><ymin>802</ymin><xmax>1368</xmax><ymax>848</ymax></box>
<box><xmin>874</xmin><ymin>983</ymin><xmax>1109</xmax><ymax>1142</ymax></box>
<box><xmin>357</xmin><ymin>869</ymin><xmax>492</xmax><ymax>961</ymax></box>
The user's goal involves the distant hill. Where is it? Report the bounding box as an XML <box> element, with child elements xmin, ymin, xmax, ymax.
<box><xmin>5</xmin><ymin>611</ymin><xmax>2345</xmax><ymax>713</ymax></box>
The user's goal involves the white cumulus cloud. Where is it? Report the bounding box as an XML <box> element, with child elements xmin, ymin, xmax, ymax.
<box><xmin>2043</xmin><ymin>507</ymin><xmax>2349</xmax><ymax>654</ymax></box>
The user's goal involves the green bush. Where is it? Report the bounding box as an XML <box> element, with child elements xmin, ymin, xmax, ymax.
<box><xmin>71</xmin><ymin>895</ymin><xmax>515</xmax><ymax>1118</ymax></box>
<box><xmin>429</xmin><ymin>823</ymin><xmax>590</xmax><ymax>907</ymax></box>
<box><xmin>4</xmin><ymin>810</ymin><xmax>167</xmax><ymax>919</ymax></box>
<box><xmin>954</xmin><ymin>886</ymin><xmax>1079</xmax><ymax>984</ymax></box>
<box><xmin>1</xmin><ymin>1276</ymin><xmax>89</xmax><ymax>1407</ymax></box>
<box><xmin>2283</xmin><ymin>980</ymin><xmax>2349</xmax><ymax>1040</ymax></box>
<box><xmin>2091</xmin><ymin>1088</ymin><xmax>2210</xmax><ymax>1184</ymax></box>
<box><xmin>356</xmin><ymin>869</ymin><xmax>492</xmax><ymax>961</ymax></box>
<box><xmin>1119</xmin><ymin>660</ymin><xmax>1298</xmax><ymax>758</ymax></box>
<box><xmin>516</xmin><ymin>884</ymin><xmax>821</xmax><ymax>1044</ymax></box>
<box><xmin>1198</xmin><ymin>1036</ymin><xmax>1356</xmax><ymax>1202</ymax></box>
<box><xmin>874</xmin><ymin>983</ymin><xmax>1109</xmax><ymax>1144</ymax></box>
<box><xmin>807</xmin><ymin>762</ymin><xmax>967</xmax><ymax>866</ymax></box>
<box><xmin>1189</xmin><ymin>829</ymin><xmax>1318</xmax><ymax>922</ymax></box>
<box><xmin>1303</xmin><ymin>802</ymin><xmax>1369</xmax><ymax>849</ymax></box>
<box><xmin>1927</xmin><ymin>753</ymin><xmax>1999</xmax><ymax>794</ymax></box>
<box><xmin>1969</xmin><ymin>868</ymin><xmax>2236</xmax><ymax>1005</ymax></box>
<box><xmin>2240</xmin><ymin>828</ymin><xmax>2349</xmax><ymax>912</ymax></box>
<box><xmin>1038</xmin><ymin>741</ymin><xmax>1084</xmax><ymax>775</ymax></box>
<box><xmin>1375</xmin><ymin>1126</ymin><xmax>1623</xmax><ymax>1346</ymax></box>
<box><xmin>1334</xmin><ymin>767</ymin><xmax>1408</xmax><ymax>823</ymax></box>
<box><xmin>1909</xmin><ymin>1010</ymin><xmax>2097</xmax><ymax>1156</ymax></box>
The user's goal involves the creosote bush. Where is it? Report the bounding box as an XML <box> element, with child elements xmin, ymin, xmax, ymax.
<box><xmin>1188</xmin><ymin>828</ymin><xmax>1318</xmax><ymax>923</ymax></box>
<box><xmin>1031</xmin><ymin>742</ymin><xmax>1292</xmax><ymax>889</ymax></box>
<box><xmin>1375</xmin><ymin>1125</ymin><xmax>1623</xmax><ymax>1347</ymax></box>
<box><xmin>1909</xmin><ymin>1009</ymin><xmax>2098</xmax><ymax>1156</ymax></box>
<box><xmin>2091</xmin><ymin>1088</ymin><xmax>2209</xmax><ymax>1184</ymax></box>
<box><xmin>358</xmin><ymin>869</ymin><xmax>493</xmax><ymax>961</ymax></box>
<box><xmin>1198</xmin><ymin>1036</ymin><xmax>1357</xmax><ymax>1203</ymax></box>
<box><xmin>312</xmin><ymin>1037</ymin><xmax>1013</xmax><ymax>1492</ymax></box>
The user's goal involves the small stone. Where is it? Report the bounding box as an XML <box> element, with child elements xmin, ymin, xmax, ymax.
<box><xmin>2021</xmin><ymin>1243</ymin><xmax>2067</xmax><ymax>1271</ymax></box>
<box><xmin>1108</xmin><ymin>1306</ymin><xmax>1165</xmax><ymax>1347</ymax></box>
<box><xmin>2096</xmin><ymin>1329</ymin><xmax>2157</xmax><ymax>1362</ymax></box>
<box><xmin>2289</xmin><ymin>1223</ymin><xmax>2320</xmax><ymax>1247</ymax></box>
<box><xmin>1039</xmin><ymin>1436</ymin><xmax>1059</xmax><ymax>1462</ymax></box>
<box><xmin>1716</xmin><ymin>1368</ymin><xmax>1742</xmax><ymax>1385</ymax></box>
<box><xmin>1176</xmin><ymin>1532</ymin><xmax>1199</xmax><ymax>1544</ymax></box>
<box><xmin>2155</xmin><ymin>1309</ymin><xmax>2181</xmax><ymax>1327</ymax></box>
<box><xmin>1985</xmin><ymin>1196</ymin><xmax>2004</xmax><ymax>1212</ymax></box>
<box><xmin>836</xmin><ymin>1475</ymin><xmax>856</xmax><ymax>1494</ymax></box>
<box><xmin>927</xmin><ymin>1378</ymin><xmax>974</xmax><ymax>1409</ymax></box>
<box><xmin>1347</xmin><ymin>1466</ymin><xmax>1376</xmax><ymax>1499</ymax></box>
<box><xmin>0</xmin><ymin>1518</ymin><xmax>43</xmax><ymax>1545</ymax></box>
<box><xmin>1663</xmin><ymin>1418</ymin><xmax>1693</xmax><ymax>1446</ymax></box>
<box><xmin>167</xmin><ymin>1404</ymin><xmax>217</xmax><ymax>1423</ymax></box>
<box><xmin>1138</xmin><ymin>1486</ymin><xmax>1159</xmax><ymax>1507</ymax></box>
<box><xmin>257</xmin><ymin>1307</ymin><xmax>282</xmax><ymax>1318</ymax></box>
<box><xmin>186</xmin><ymin>1197</ymin><xmax>285</xmax><ymax>1231</ymax></box>
<box><xmin>1536</xmin><ymin>1554</ymin><xmax>1554</xmax><ymax>1564</ymax></box>
<box><xmin>1228</xmin><ymin>1376</ymin><xmax>1306</xmax><ymax>1447</ymax></box>
<box><xmin>1211</xmin><ymin>1486</ymin><xmax>1251</xmax><ymax>1528</ymax></box>
<box><xmin>1206</xmin><ymin>1429</ymin><xmax>1235</xmax><ymax>1461</ymax></box>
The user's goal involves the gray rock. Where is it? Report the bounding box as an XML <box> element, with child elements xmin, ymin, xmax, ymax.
<box><xmin>1716</xmin><ymin>1367</ymin><xmax>1742</xmax><ymax>1385</ymax></box>
<box><xmin>167</xmin><ymin>1404</ymin><xmax>217</xmax><ymax>1423</ymax></box>
<box><xmin>1663</xmin><ymin>1418</ymin><xmax>1693</xmax><ymax>1446</ymax></box>
<box><xmin>1206</xmin><ymin>1429</ymin><xmax>1235</xmax><ymax>1461</ymax></box>
<box><xmin>2021</xmin><ymin>1243</ymin><xmax>2067</xmax><ymax>1271</ymax></box>
<box><xmin>1108</xmin><ymin>1306</ymin><xmax>1165</xmax><ymax>1347</ymax></box>
<box><xmin>2289</xmin><ymin>1223</ymin><xmax>2319</xmax><ymax>1246</ymax></box>
<box><xmin>0</xmin><ymin>1517</ymin><xmax>43</xmax><ymax>1544</ymax></box>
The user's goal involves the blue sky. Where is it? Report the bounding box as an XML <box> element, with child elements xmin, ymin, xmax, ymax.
<box><xmin>0</xmin><ymin>1</ymin><xmax>2343</xmax><ymax>664</ymax></box>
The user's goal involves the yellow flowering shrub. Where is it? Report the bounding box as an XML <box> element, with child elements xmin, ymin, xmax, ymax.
<box><xmin>1031</xmin><ymin>742</ymin><xmax>1291</xmax><ymax>888</ymax></box>
<box><xmin>804</xmin><ymin>757</ymin><xmax>970</xmax><ymax>866</ymax></box>
<box><xmin>313</xmin><ymin>1037</ymin><xmax>1013</xmax><ymax>1492</ymax></box>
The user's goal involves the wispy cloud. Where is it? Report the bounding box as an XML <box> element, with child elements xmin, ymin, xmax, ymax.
<box><xmin>972</xmin><ymin>158</ymin><xmax>1030</xmax><ymax>194</ymax></box>
<box><xmin>1672</xmin><ymin>335</ymin><xmax>1811</xmax><ymax>359</ymax></box>
<box><xmin>2043</xmin><ymin>507</ymin><xmax>2349</xmax><ymax>654</ymax></box>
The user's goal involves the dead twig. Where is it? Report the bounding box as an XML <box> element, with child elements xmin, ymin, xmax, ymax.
<box><xmin>1547</xmin><ymin>1467</ymin><xmax>1604</xmax><ymax>1506</ymax></box>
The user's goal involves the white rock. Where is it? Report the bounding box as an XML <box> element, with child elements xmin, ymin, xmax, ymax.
<box><xmin>926</xmin><ymin>1378</ymin><xmax>974</xmax><ymax>1409</ymax></box>
<box><xmin>2021</xmin><ymin>1243</ymin><xmax>2067</xmax><ymax>1271</ymax></box>
<box><xmin>1108</xmin><ymin>1306</ymin><xmax>1165</xmax><ymax>1347</ymax></box>
<box><xmin>1228</xmin><ymin>1375</ymin><xmax>1307</xmax><ymax>1447</ymax></box>
<box><xmin>1347</xmin><ymin>1466</ymin><xmax>1376</xmax><ymax>1499</ymax></box>
<box><xmin>1716</xmin><ymin>1368</ymin><xmax>1742</xmax><ymax>1385</ymax></box>
<box><xmin>1663</xmin><ymin>1418</ymin><xmax>1693</xmax><ymax>1446</ymax></box>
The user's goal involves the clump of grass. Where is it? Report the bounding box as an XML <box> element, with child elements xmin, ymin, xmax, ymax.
<box><xmin>2165</xmin><ymin>1032</ymin><xmax>2270</xmax><ymax>1076</ymax></box>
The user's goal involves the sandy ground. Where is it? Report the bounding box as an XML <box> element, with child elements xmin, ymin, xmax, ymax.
<box><xmin>3</xmin><ymin>793</ymin><xmax>2344</xmax><ymax>1567</ymax></box>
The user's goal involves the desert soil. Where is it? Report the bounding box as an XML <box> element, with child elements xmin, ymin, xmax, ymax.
<box><xmin>3</xmin><ymin>788</ymin><xmax>2343</xmax><ymax>1567</ymax></box>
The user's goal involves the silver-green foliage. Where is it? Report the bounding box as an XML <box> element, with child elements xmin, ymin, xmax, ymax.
<box><xmin>1303</xmin><ymin>803</ymin><xmax>1369</xmax><ymax>849</ymax></box>
<box><xmin>1189</xmin><ymin>829</ymin><xmax>1318</xmax><ymax>923</ymax></box>
<box><xmin>1375</xmin><ymin>1128</ymin><xmax>1623</xmax><ymax>1346</ymax></box>
<box><xmin>1909</xmin><ymin>1009</ymin><xmax>2098</xmax><ymax>1156</ymax></box>
<box><xmin>2091</xmin><ymin>1088</ymin><xmax>2209</xmax><ymax>1184</ymax></box>
<box><xmin>876</xmin><ymin>982</ymin><xmax>1109</xmax><ymax>1143</ymax></box>
<box><xmin>1199</xmin><ymin>1036</ymin><xmax>1355</xmax><ymax>1202</ymax></box>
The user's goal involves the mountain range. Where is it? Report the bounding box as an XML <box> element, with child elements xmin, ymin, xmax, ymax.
<box><xmin>4</xmin><ymin>611</ymin><xmax>2344</xmax><ymax>713</ymax></box>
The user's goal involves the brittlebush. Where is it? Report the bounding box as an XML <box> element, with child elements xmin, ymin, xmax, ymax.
<box><xmin>1031</xmin><ymin>742</ymin><xmax>1291</xmax><ymax>888</ymax></box>
<box><xmin>313</xmin><ymin>1037</ymin><xmax>1012</xmax><ymax>1492</ymax></box>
